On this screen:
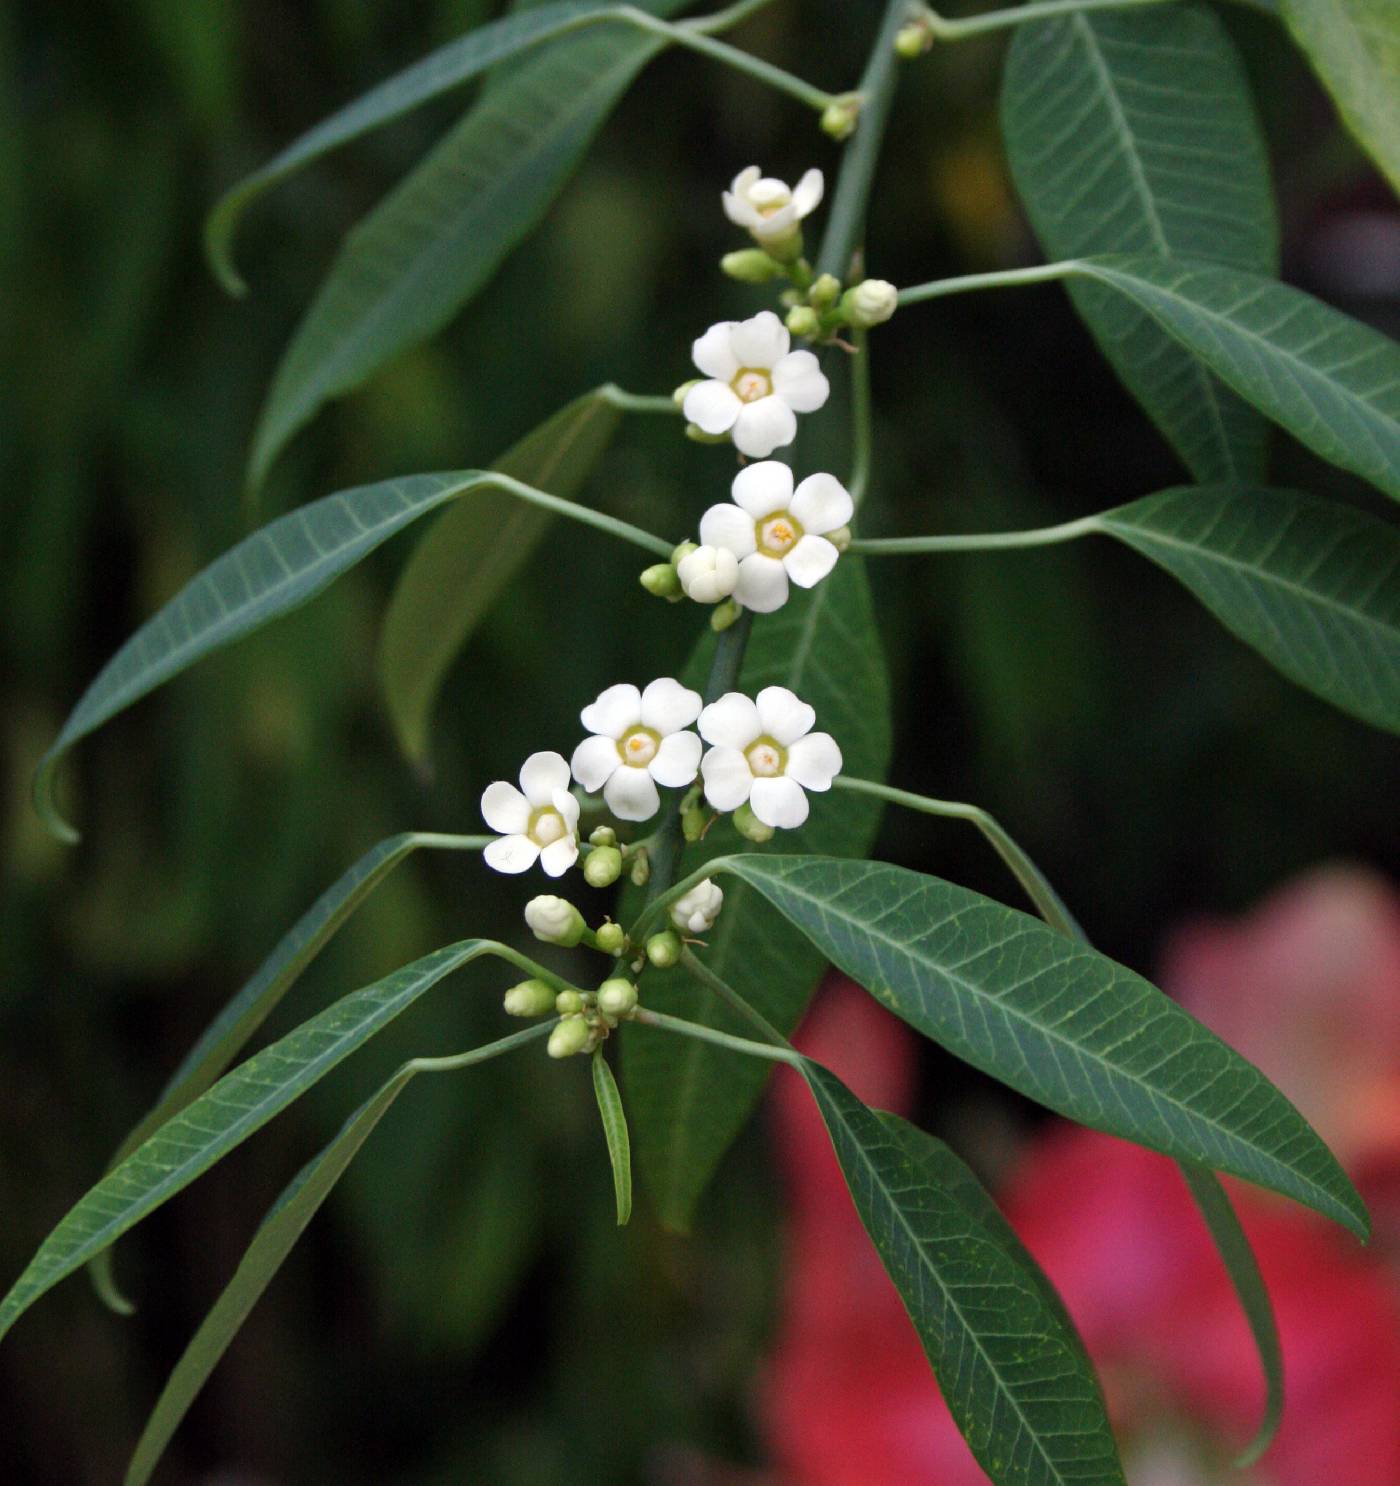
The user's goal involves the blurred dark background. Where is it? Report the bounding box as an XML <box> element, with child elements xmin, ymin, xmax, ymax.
<box><xmin>3</xmin><ymin>1</ymin><xmax>1399</xmax><ymax>1481</ymax></box>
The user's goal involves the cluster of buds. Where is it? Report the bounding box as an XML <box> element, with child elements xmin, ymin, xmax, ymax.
<box><xmin>503</xmin><ymin>974</ymin><xmax>641</xmax><ymax>1059</ymax></box>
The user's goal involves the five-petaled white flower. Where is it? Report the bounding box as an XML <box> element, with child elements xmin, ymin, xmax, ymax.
<box><xmin>671</xmin><ymin>878</ymin><xmax>724</xmax><ymax>935</ymax></box>
<box><xmin>722</xmin><ymin>166</ymin><xmax>824</xmax><ymax>244</ymax></box>
<box><xmin>698</xmin><ymin>686</ymin><xmax>842</xmax><ymax>830</ymax></box>
<box><xmin>683</xmin><ymin>311</ymin><xmax>830</xmax><ymax>459</ymax></box>
<box><xmin>571</xmin><ymin>678</ymin><xmax>704</xmax><ymax>822</ymax></box>
<box><xmin>481</xmin><ymin>752</ymin><xmax>580</xmax><ymax>876</ymax></box>
<box><xmin>699</xmin><ymin>462</ymin><xmax>853</xmax><ymax>614</ymax></box>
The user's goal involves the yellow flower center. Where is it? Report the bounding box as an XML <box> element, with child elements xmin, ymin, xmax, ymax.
<box><xmin>529</xmin><ymin>807</ymin><xmax>567</xmax><ymax>846</ymax></box>
<box><xmin>617</xmin><ymin>726</ymin><xmax>660</xmax><ymax>768</ymax></box>
<box><xmin>757</xmin><ymin>510</ymin><xmax>803</xmax><ymax>557</ymax></box>
<box><xmin>732</xmin><ymin>368</ymin><xmax>773</xmax><ymax>403</ymax></box>
<box><xmin>745</xmin><ymin>736</ymin><xmax>787</xmax><ymax>778</ymax></box>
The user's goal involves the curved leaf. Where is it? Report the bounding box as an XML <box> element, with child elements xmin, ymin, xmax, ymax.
<box><xmin>717</xmin><ymin>854</ymin><xmax>1368</xmax><ymax>1239</ymax></box>
<box><xmin>379</xmin><ymin>387</ymin><xmax>622</xmax><ymax>765</ymax></box>
<box><xmin>1071</xmin><ymin>255</ymin><xmax>1400</xmax><ymax>504</ymax></box>
<box><xmin>1002</xmin><ymin>2</ymin><xmax>1277</xmax><ymax>481</ymax></box>
<box><xmin>591</xmin><ymin>1050</ymin><xmax>632</xmax><ymax>1226</ymax></box>
<box><xmin>1095</xmin><ymin>485</ymin><xmax>1400</xmax><ymax>734</ymax></box>
<box><xmin>808</xmin><ymin>1070</ymin><xmax>1126</xmax><ymax>1486</ymax></box>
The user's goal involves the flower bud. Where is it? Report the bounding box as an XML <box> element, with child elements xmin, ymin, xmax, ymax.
<box><xmin>710</xmin><ymin>597</ymin><xmax>742</xmax><ymax>632</ymax></box>
<box><xmin>678</xmin><ymin>545</ymin><xmax>739</xmax><ymax>605</ymax></box>
<box><xmin>671</xmin><ymin>540</ymin><xmax>698</xmax><ymax>566</ymax></box>
<box><xmin>779</xmin><ymin>288</ymin><xmax>802</xmax><ymax>309</ymax></box>
<box><xmin>785</xmin><ymin>304</ymin><xmax>821</xmax><ymax>339</ymax></box>
<box><xmin>629</xmin><ymin>850</ymin><xmax>651</xmax><ymax>887</ymax></box>
<box><xmin>821</xmin><ymin>94</ymin><xmax>862</xmax><ymax>142</ymax></box>
<box><xmin>597</xmin><ymin>978</ymin><xmax>639</xmax><ymax>1018</ymax></box>
<box><xmin>682</xmin><ymin>803</ymin><xmax>708</xmax><ymax>843</ymax></box>
<box><xmin>589</xmin><ymin>825</ymin><xmax>618</xmax><ymax>848</ymax></box>
<box><xmin>761</xmin><ymin>226</ymin><xmax>804</xmax><ymax>265</ymax></box>
<box><xmin>555</xmin><ymin>989</ymin><xmax>584</xmax><ymax>1015</ymax></box>
<box><xmin>646</xmin><ymin>930</ymin><xmax>683</xmax><ymax>969</ymax></box>
<box><xmin>734</xmin><ymin>801</ymin><xmax>776</xmax><ymax>844</ymax></box>
<box><xmin>685</xmin><ymin>423</ymin><xmax>732</xmax><ymax>445</ymax></box>
<box><xmin>503</xmin><ymin>979</ymin><xmax>557</xmax><ymax>1018</ymax></box>
<box><xmin>595</xmin><ymin>920</ymin><xmax>627</xmax><ymax>955</ymax></box>
<box><xmin>841</xmin><ymin>278</ymin><xmax>899</xmax><ymax>329</ymax></box>
<box><xmin>721</xmin><ymin>248</ymin><xmax>783</xmax><ymax>284</ymax></box>
<box><xmin>895</xmin><ymin>22</ymin><xmax>932</xmax><ymax>59</ymax></box>
<box><xmin>670</xmin><ymin>878</ymin><xmax>724</xmax><ymax>935</ymax></box>
<box><xmin>809</xmin><ymin>273</ymin><xmax>842</xmax><ymax>310</ymax></box>
<box><xmin>584</xmin><ymin>845</ymin><xmax>623</xmax><ymax>888</ymax></box>
<box><xmin>826</xmin><ymin>524</ymin><xmax>852</xmax><ymax>553</ymax></box>
<box><xmin>640</xmin><ymin>562</ymin><xmax>682</xmax><ymax>599</ymax></box>
<box><xmin>547</xmin><ymin>1016</ymin><xmax>593</xmax><ymax>1059</ymax></box>
<box><xmin>524</xmin><ymin>895</ymin><xmax>586</xmax><ymax>947</ymax></box>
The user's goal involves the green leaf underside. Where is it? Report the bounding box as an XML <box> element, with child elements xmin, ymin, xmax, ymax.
<box><xmin>247</xmin><ymin>0</ymin><xmax>688</xmax><ymax>488</ymax></box>
<box><xmin>808</xmin><ymin>1071</ymin><xmax>1126</xmax><ymax>1486</ymax></box>
<box><xmin>621</xmin><ymin>559</ymin><xmax>893</xmax><ymax>1230</ymax></box>
<box><xmin>1072</xmin><ymin>255</ymin><xmax>1400</xmax><ymax>504</ymax></box>
<box><xmin>0</xmin><ymin>939</ymin><xmax>505</xmax><ymax>1343</ymax></box>
<box><xmin>379</xmin><ymin>388</ymin><xmax>622</xmax><ymax>764</ymax></box>
<box><xmin>1281</xmin><ymin>0</ymin><xmax>1400</xmax><ymax>198</ymax></box>
<box><xmin>1097</xmin><ymin>485</ymin><xmax>1400</xmax><ymax>734</ymax></box>
<box><xmin>721</xmin><ymin>855</ymin><xmax>1367</xmax><ymax>1238</ymax></box>
<box><xmin>1002</xmin><ymin>3</ymin><xmax>1278</xmax><ymax>482</ymax></box>
<box><xmin>592</xmin><ymin>1051</ymin><xmax>633</xmax><ymax>1226</ymax></box>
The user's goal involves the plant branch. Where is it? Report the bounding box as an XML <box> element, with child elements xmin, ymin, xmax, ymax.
<box><xmin>599</xmin><ymin>384</ymin><xmax>683</xmax><ymax>416</ymax></box>
<box><xmin>486</xmin><ymin>472</ymin><xmax>673</xmax><ymax>557</ymax></box>
<box><xmin>680</xmin><ymin>947</ymin><xmax>791</xmax><ymax>1046</ymax></box>
<box><xmin>848</xmin><ymin>513</ymin><xmax>1101</xmax><ymax>554</ymax></box>
<box><xmin>849</xmin><ymin>328</ymin><xmax>874</xmax><ymax>508</ymax></box>
<box><xmin>899</xmin><ymin>260</ymin><xmax>1075</xmax><ymax>304</ymax></box>
<box><xmin>634</xmin><ymin>1007</ymin><xmax>805</xmax><ymax>1068</ymax></box>
<box><xmin>923</xmin><ymin>0</ymin><xmax>1173</xmax><ymax>42</ymax></box>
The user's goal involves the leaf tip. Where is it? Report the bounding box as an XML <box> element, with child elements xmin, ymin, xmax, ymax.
<box><xmin>32</xmin><ymin>755</ymin><xmax>80</xmax><ymax>845</ymax></box>
<box><xmin>203</xmin><ymin>203</ymin><xmax>249</xmax><ymax>299</ymax></box>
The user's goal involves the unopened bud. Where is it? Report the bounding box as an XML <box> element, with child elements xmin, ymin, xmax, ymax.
<box><xmin>672</xmin><ymin>379</ymin><xmax>700</xmax><ymax>406</ymax></box>
<box><xmin>821</xmin><ymin>94</ymin><xmax>862</xmax><ymax>142</ymax></box>
<box><xmin>589</xmin><ymin>825</ymin><xmax>618</xmax><ymax>848</ymax></box>
<box><xmin>597</xmin><ymin>978</ymin><xmax>639</xmax><ymax>1018</ymax></box>
<box><xmin>721</xmin><ymin>249</ymin><xmax>783</xmax><ymax>284</ymax></box>
<box><xmin>710</xmin><ymin>597</ymin><xmax>742</xmax><ymax>632</ymax></box>
<box><xmin>671</xmin><ymin>540</ymin><xmax>698</xmax><ymax>566</ymax></box>
<box><xmin>524</xmin><ymin>895</ymin><xmax>586</xmax><ymax>947</ymax></box>
<box><xmin>760</xmin><ymin>225</ymin><xmax>804</xmax><ymax>265</ymax></box>
<box><xmin>547</xmin><ymin>1016</ymin><xmax>593</xmax><ymax>1059</ymax></box>
<box><xmin>595</xmin><ymin>920</ymin><xmax>626</xmax><ymax>956</ymax></box>
<box><xmin>809</xmin><ymin>273</ymin><xmax>842</xmax><ymax>310</ymax></box>
<box><xmin>503</xmin><ymin>979</ymin><xmax>557</xmax><ymax>1018</ymax></box>
<box><xmin>555</xmin><ymin>989</ymin><xmax>584</xmax><ymax>1016</ymax></box>
<box><xmin>734</xmin><ymin>801</ymin><xmax>776</xmax><ymax>844</ymax></box>
<box><xmin>785</xmin><ymin>305</ymin><xmax>821</xmax><ymax>339</ymax></box>
<box><xmin>841</xmin><ymin>278</ymin><xmax>899</xmax><ymax>329</ymax></box>
<box><xmin>682</xmin><ymin>803</ymin><xmax>708</xmax><ymax>843</ymax></box>
<box><xmin>670</xmin><ymin>878</ymin><xmax>725</xmax><ymax>935</ymax></box>
<box><xmin>584</xmin><ymin>845</ymin><xmax>623</xmax><ymax>888</ymax></box>
<box><xmin>779</xmin><ymin>288</ymin><xmax>802</xmax><ymax>309</ymax></box>
<box><xmin>895</xmin><ymin>22</ymin><xmax>933</xmax><ymax>59</ymax></box>
<box><xmin>646</xmin><ymin>930</ymin><xmax>682</xmax><ymax>969</ymax></box>
<box><xmin>686</xmin><ymin>423</ymin><xmax>732</xmax><ymax>445</ymax></box>
<box><xmin>640</xmin><ymin>563</ymin><xmax>682</xmax><ymax>599</ymax></box>
<box><xmin>679</xmin><ymin>545</ymin><xmax>739</xmax><ymax>605</ymax></box>
<box><xmin>827</xmin><ymin>524</ymin><xmax>852</xmax><ymax>553</ymax></box>
<box><xmin>629</xmin><ymin>850</ymin><xmax>651</xmax><ymax>887</ymax></box>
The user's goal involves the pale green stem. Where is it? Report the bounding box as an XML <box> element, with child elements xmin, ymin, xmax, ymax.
<box><xmin>408</xmin><ymin>832</ymin><xmax>493</xmax><ymax>851</ymax></box>
<box><xmin>408</xmin><ymin>1019</ymin><xmax>556</xmax><ymax>1074</ymax></box>
<box><xmin>832</xmin><ymin>775</ymin><xmax>1083</xmax><ymax>940</ymax></box>
<box><xmin>924</xmin><ymin>0</ymin><xmax>1173</xmax><ymax>42</ymax></box>
<box><xmin>849</xmin><ymin>512</ymin><xmax>1100</xmax><ymax>554</ymax></box>
<box><xmin>634</xmin><ymin>1007</ymin><xmax>805</xmax><ymax>1068</ymax></box>
<box><xmin>849</xmin><ymin>328</ymin><xmax>873</xmax><ymax>508</ymax></box>
<box><xmin>486</xmin><ymin>472</ymin><xmax>673</xmax><ymax>558</ymax></box>
<box><xmin>599</xmin><ymin>384</ymin><xmax>682</xmax><ymax>416</ymax></box>
<box><xmin>680</xmin><ymin>947</ymin><xmax>791</xmax><ymax>1048</ymax></box>
<box><xmin>898</xmin><ymin>260</ymin><xmax>1076</xmax><ymax>304</ymax></box>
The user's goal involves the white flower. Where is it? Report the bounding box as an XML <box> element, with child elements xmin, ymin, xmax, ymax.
<box><xmin>523</xmin><ymin>895</ymin><xmax>585</xmax><ymax>946</ymax></box>
<box><xmin>481</xmin><ymin>752</ymin><xmax>580</xmax><ymax>876</ymax></box>
<box><xmin>671</xmin><ymin>879</ymin><xmax>724</xmax><ymax>935</ymax></box>
<box><xmin>722</xmin><ymin>166</ymin><xmax>824</xmax><ymax>243</ymax></box>
<box><xmin>677</xmin><ymin>544</ymin><xmax>738</xmax><ymax>604</ymax></box>
<box><xmin>698</xmin><ymin>686</ymin><xmax>842</xmax><ymax>830</ymax></box>
<box><xmin>699</xmin><ymin>462</ymin><xmax>853</xmax><ymax>614</ymax></box>
<box><xmin>571</xmin><ymin>678</ymin><xmax>704</xmax><ymax>823</ymax></box>
<box><xmin>683</xmin><ymin>311</ymin><xmax>830</xmax><ymax>459</ymax></box>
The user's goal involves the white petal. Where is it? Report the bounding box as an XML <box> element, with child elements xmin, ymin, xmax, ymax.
<box><xmin>789</xmin><ymin>471</ymin><xmax>853</xmax><ymax>534</ymax></box>
<box><xmin>692</xmin><ymin>322</ymin><xmax>740</xmax><ymax>380</ymax></box>
<box><xmin>750</xmin><ymin>177</ymin><xmax>792</xmax><ymax>208</ymax></box>
<box><xmin>750</xmin><ymin>775</ymin><xmax>809</xmax><ymax>830</ymax></box>
<box><xmin>699</xmin><ymin>502</ymin><xmax>758</xmax><ymax>557</ymax></box>
<box><xmin>570</xmin><ymin>734</ymin><xmax>619</xmax><ymax>792</ymax></box>
<box><xmin>678</xmin><ymin>545</ymin><xmax>738</xmax><ymax>604</ymax></box>
<box><xmin>649</xmin><ymin>730</ymin><xmax>702</xmax><ymax>788</ymax></box>
<box><xmin>734</xmin><ymin>552</ymin><xmax>790</xmax><ymax>614</ymax></box>
<box><xmin>579</xmin><ymin>683</ymin><xmax>642</xmax><ymax>739</ymax></box>
<box><xmin>518</xmin><ymin>750</ymin><xmax>571</xmax><ymax>807</ymax></box>
<box><xmin>640</xmin><ymin>676</ymin><xmax>702</xmax><ymax>734</ymax></box>
<box><xmin>783</xmin><ymin>534</ymin><xmax>839</xmax><ymax>589</ymax></box>
<box><xmin>729</xmin><ymin>165</ymin><xmax>760</xmax><ymax>197</ymax></box>
<box><xmin>483</xmin><ymin>833</ymin><xmax>540</xmax><ymax>874</ymax></box>
<box><xmin>730</xmin><ymin>460</ymin><xmax>793</xmax><ymax>518</ymax></box>
<box><xmin>732</xmin><ymin>397</ymin><xmax>797</xmax><ymax>458</ymax></box>
<box><xmin>698</xmin><ymin>691</ymin><xmax>761</xmax><ymax>749</ymax></box>
<box><xmin>552</xmin><ymin>789</ymin><xmax>580</xmax><ymax>830</ymax></box>
<box><xmin>480</xmin><ymin>781</ymin><xmax>530</xmax><ymax>835</ymax></box>
<box><xmin>604</xmin><ymin>765</ymin><xmax>660</xmax><ymax>822</ymax></box>
<box><xmin>771</xmin><ymin>351</ymin><xmax>830</xmax><ymax>413</ymax></box>
<box><xmin>722</xmin><ymin>191</ymin><xmax>761</xmax><ymax>231</ymax></box>
<box><xmin>539</xmin><ymin>837</ymin><xmax>579</xmax><ymax>878</ymax></box>
<box><xmin>756</xmin><ymin>685</ymin><xmax>815</xmax><ymax>745</ymax></box>
<box><xmin>729</xmin><ymin>310</ymin><xmax>788</xmax><ymax>370</ymax></box>
<box><xmin>791</xmin><ymin>167</ymin><xmax>824</xmax><ymax>218</ymax></box>
<box><xmin>683</xmin><ymin>379</ymin><xmax>741</xmax><ymax>435</ymax></box>
<box><xmin>700</xmin><ymin>747</ymin><xmax>754</xmax><ymax>812</ymax></box>
<box><xmin>749</xmin><ymin>203</ymin><xmax>797</xmax><ymax>240</ymax></box>
<box><xmin>785</xmin><ymin>731</ymin><xmax>842</xmax><ymax>790</ymax></box>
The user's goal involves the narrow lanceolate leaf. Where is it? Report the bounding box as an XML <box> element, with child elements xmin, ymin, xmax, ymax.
<box><xmin>1002</xmin><ymin>3</ymin><xmax>1277</xmax><ymax>482</ymax></box>
<box><xmin>720</xmin><ymin>855</ymin><xmax>1368</xmax><ymax>1238</ymax></box>
<box><xmin>0</xmin><ymin>939</ymin><xmax>506</xmax><ymax>1342</ymax></box>
<box><xmin>1071</xmin><ymin>256</ymin><xmax>1400</xmax><ymax>504</ymax></box>
<box><xmin>1281</xmin><ymin>0</ymin><xmax>1400</xmax><ymax>198</ymax></box>
<box><xmin>206</xmin><ymin>2</ymin><xmax>647</xmax><ymax>292</ymax></box>
<box><xmin>807</xmin><ymin>1070</ymin><xmax>1126</xmax><ymax>1486</ymax></box>
<box><xmin>620</xmin><ymin>559</ymin><xmax>893</xmax><ymax>1230</ymax></box>
<box><xmin>379</xmin><ymin>388</ymin><xmax>622</xmax><ymax>765</ymax></box>
<box><xmin>247</xmin><ymin>0</ymin><xmax>688</xmax><ymax>489</ymax></box>
<box><xmin>1095</xmin><ymin>485</ymin><xmax>1400</xmax><ymax>734</ymax></box>
<box><xmin>592</xmin><ymin>1050</ymin><xmax>632</xmax><ymax>1226</ymax></box>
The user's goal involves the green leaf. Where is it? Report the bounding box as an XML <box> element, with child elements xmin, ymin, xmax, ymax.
<box><xmin>0</xmin><ymin>938</ymin><xmax>515</xmax><ymax>1343</ymax></box>
<box><xmin>1069</xmin><ymin>255</ymin><xmax>1400</xmax><ymax>504</ymax></box>
<box><xmin>807</xmin><ymin>1069</ymin><xmax>1126</xmax><ymax>1486</ymax></box>
<box><xmin>246</xmin><ymin>0</ymin><xmax>688</xmax><ymax>490</ymax></box>
<box><xmin>591</xmin><ymin>1049</ymin><xmax>633</xmax><ymax>1226</ymax></box>
<box><xmin>620</xmin><ymin>559</ymin><xmax>893</xmax><ymax>1230</ymax></box>
<box><xmin>1281</xmin><ymin>0</ymin><xmax>1400</xmax><ymax>197</ymax></box>
<box><xmin>379</xmin><ymin>388</ymin><xmax>622</xmax><ymax>765</ymax></box>
<box><xmin>717</xmin><ymin>854</ymin><xmax>1368</xmax><ymax>1238</ymax></box>
<box><xmin>1094</xmin><ymin>484</ymin><xmax>1400</xmax><ymax>735</ymax></box>
<box><xmin>1002</xmin><ymin>3</ymin><xmax>1277</xmax><ymax>482</ymax></box>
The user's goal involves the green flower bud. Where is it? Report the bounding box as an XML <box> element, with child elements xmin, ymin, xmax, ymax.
<box><xmin>841</xmin><ymin>278</ymin><xmax>899</xmax><ymax>329</ymax></box>
<box><xmin>595</xmin><ymin>920</ymin><xmax>627</xmax><ymax>956</ymax></box>
<box><xmin>547</xmin><ymin>1016</ymin><xmax>593</xmax><ymax>1059</ymax></box>
<box><xmin>597</xmin><ymin>978</ymin><xmax>639</xmax><ymax>1018</ymax></box>
<box><xmin>827</xmin><ymin>524</ymin><xmax>852</xmax><ymax>554</ymax></box>
<box><xmin>502</xmin><ymin>979</ymin><xmax>557</xmax><ymax>1018</ymax></box>
<box><xmin>785</xmin><ymin>305</ymin><xmax>821</xmax><ymax>339</ymax></box>
<box><xmin>555</xmin><ymin>989</ymin><xmax>584</xmax><ymax>1016</ymax></box>
<box><xmin>710</xmin><ymin>598</ymin><xmax>742</xmax><ymax>633</ymax></box>
<box><xmin>821</xmin><ymin>94</ymin><xmax>863</xmax><ymax>142</ymax></box>
<box><xmin>589</xmin><ymin>825</ymin><xmax>618</xmax><ymax>848</ymax></box>
<box><xmin>721</xmin><ymin>248</ymin><xmax>783</xmax><ymax>284</ymax></box>
<box><xmin>779</xmin><ymin>288</ymin><xmax>802</xmax><ymax>309</ymax></box>
<box><xmin>646</xmin><ymin>930</ymin><xmax>683</xmax><ymax>970</ymax></box>
<box><xmin>671</xmin><ymin>540</ymin><xmax>698</xmax><ymax>567</ymax></box>
<box><xmin>640</xmin><ymin>563</ymin><xmax>682</xmax><ymax>599</ymax></box>
<box><xmin>629</xmin><ymin>849</ymin><xmax>651</xmax><ymax>887</ymax></box>
<box><xmin>809</xmin><ymin>272</ymin><xmax>842</xmax><ymax>310</ymax></box>
<box><xmin>524</xmin><ymin>895</ymin><xmax>586</xmax><ymax>947</ymax></box>
<box><xmin>584</xmin><ymin>845</ymin><xmax>623</xmax><ymax>888</ymax></box>
<box><xmin>682</xmin><ymin>803</ymin><xmax>708</xmax><ymax>843</ymax></box>
<box><xmin>734</xmin><ymin>801</ymin><xmax>776</xmax><ymax>844</ymax></box>
<box><xmin>761</xmin><ymin>225</ymin><xmax>804</xmax><ymax>265</ymax></box>
<box><xmin>686</xmin><ymin>424</ymin><xmax>732</xmax><ymax>445</ymax></box>
<box><xmin>672</xmin><ymin>379</ymin><xmax>700</xmax><ymax>406</ymax></box>
<box><xmin>895</xmin><ymin>22</ymin><xmax>932</xmax><ymax>59</ymax></box>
